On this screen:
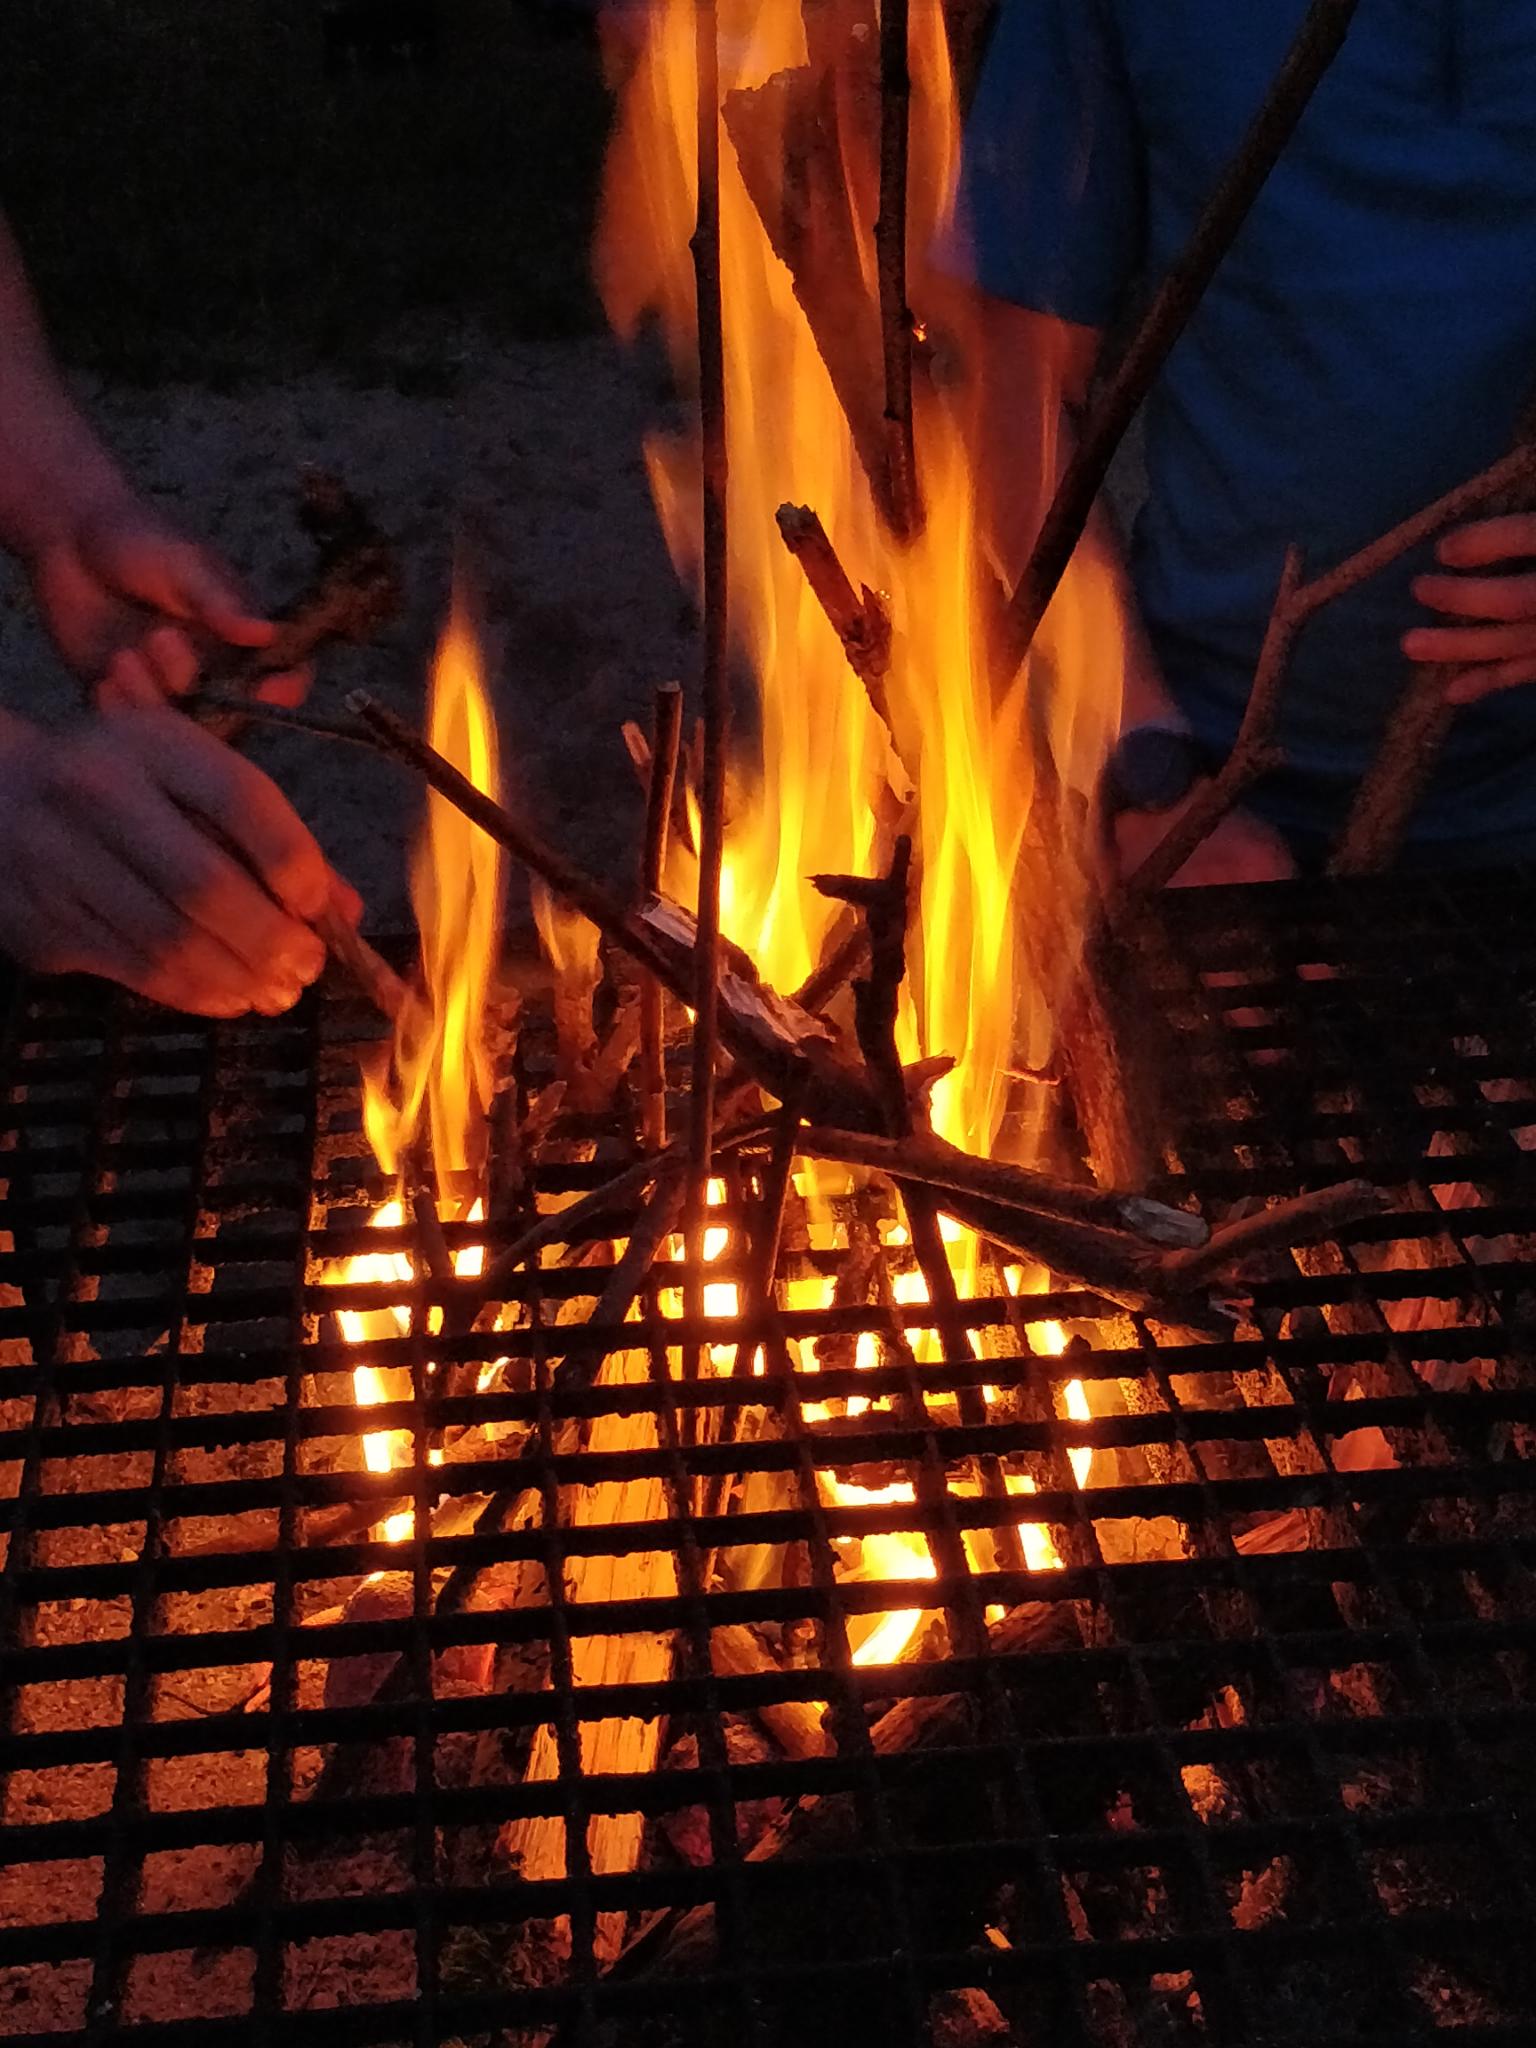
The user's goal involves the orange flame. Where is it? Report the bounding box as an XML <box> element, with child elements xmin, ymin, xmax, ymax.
<box><xmin>598</xmin><ymin>0</ymin><xmax>1122</xmax><ymax>1161</ymax></box>
<box><xmin>363</xmin><ymin>587</ymin><xmax>502</xmax><ymax>1209</ymax></box>
<box><xmin>339</xmin><ymin>584</ymin><xmax>504</xmax><ymax>1538</ymax></box>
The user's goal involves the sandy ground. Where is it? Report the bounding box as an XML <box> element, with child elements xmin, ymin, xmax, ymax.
<box><xmin>0</xmin><ymin>324</ymin><xmax>694</xmax><ymax>930</ymax></box>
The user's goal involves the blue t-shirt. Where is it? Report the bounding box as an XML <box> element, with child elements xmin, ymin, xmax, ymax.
<box><xmin>952</xmin><ymin>0</ymin><xmax>1536</xmax><ymax>849</ymax></box>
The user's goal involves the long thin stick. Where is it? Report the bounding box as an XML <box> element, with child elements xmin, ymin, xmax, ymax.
<box><xmin>640</xmin><ymin>683</ymin><xmax>683</xmax><ymax>1149</ymax></box>
<box><xmin>686</xmin><ymin>0</ymin><xmax>730</xmax><ymax>1411</ymax></box>
<box><xmin>798</xmin><ymin>1122</ymin><xmax>1206</xmax><ymax>1245</ymax></box>
<box><xmin>313</xmin><ymin>900</ymin><xmax>408</xmax><ymax>1020</ymax></box>
<box><xmin>998</xmin><ymin>0</ymin><xmax>1358</xmax><ymax>674</ymax></box>
<box><xmin>347</xmin><ymin>690</ymin><xmax>677</xmax><ymax>986</ymax></box>
<box><xmin>1118</xmin><ymin>545</ymin><xmax>1304</xmax><ymax>903</ymax></box>
<box><xmin>876</xmin><ymin>0</ymin><xmax>921</xmax><ymax>541</ymax></box>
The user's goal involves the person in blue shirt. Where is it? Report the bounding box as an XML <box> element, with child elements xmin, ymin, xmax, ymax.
<box><xmin>946</xmin><ymin>1</ymin><xmax>1536</xmax><ymax>881</ymax></box>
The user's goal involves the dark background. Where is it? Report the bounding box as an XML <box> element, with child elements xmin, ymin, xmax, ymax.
<box><xmin>0</xmin><ymin>0</ymin><xmax>614</xmax><ymax>385</ymax></box>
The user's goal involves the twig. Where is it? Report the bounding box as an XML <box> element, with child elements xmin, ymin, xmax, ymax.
<box><xmin>313</xmin><ymin>898</ymin><xmax>408</xmax><ymax>1020</ymax></box>
<box><xmin>796</xmin><ymin>1123</ymin><xmax>1207</xmax><ymax>1246</ymax></box>
<box><xmin>775</xmin><ymin>506</ymin><xmax>893</xmax><ymax>691</ymax></box>
<box><xmin>1118</xmin><ymin>545</ymin><xmax>1304</xmax><ymax>904</ymax></box>
<box><xmin>998</xmin><ymin>0</ymin><xmax>1358</xmax><ymax>674</ymax></box>
<box><xmin>776</xmin><ymin>503</ymin><xmax>910</xmax><ymax>781</ymax></box>
<box><xmin>876</xmin><ymin>0</ymin><xmax>921</xmax><ymax>541</ymax></box>
<box><xmin>641</xmin><ymin>683</ymin><xmax>684</xmax><ymax>1150</ymax></box>
<box><xmin>1301</xmin><ymin>441</ymin><xmax>1536</xmax><ymax>616</ymax></box>
<box><xmin>1330</xmin><ymin>439</ymin><xmax>1536</xmax><ymax>873</ymax></box>
<box><xmin>1157</xmin><ymin>1178</ymin><xmax>1385</xmax><ymax>1291</ymax></box>
<box><xmin>475</xmin><ymin>1112</ymin><xmax>776</xmax><ymax>1299</ymax></box>
<box><xmin>1120</xmin><ymin>443</ymin><xmax>1536</xmax><ymax>900</ymax></box>
<box><xmin>189</xmin><ymin>690</ymin><xmax>385</xmax><ymax>750</ymax></box>
<box><xmin>685</xmin><ymin>0</ymin><xmax>731</xmax><ymax>1420</ymax></box>
<box><xmin>791</xmin><ymin>906</ymin><xmax>870</xmax><ymax>1014</ymax></box>
<box><xmin>349</xmin><ymin>691</ymin><xmax>888</xmax><ymax>1126</ymax></box>
<box><xmin>199</xmin><ymin>471</ymin><xmax>401</xmax><ymax>716</ymax></box>
<box><xmin>347</xmin><ymin>691</ymin><xmax>676</xmax><ymax>980</ymax></box>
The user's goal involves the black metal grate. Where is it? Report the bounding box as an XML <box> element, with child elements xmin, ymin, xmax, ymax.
<box><xmin>1</xmin><ymin>871</ymin><xmax>1535</xmax><ymax>2047</ymax></box>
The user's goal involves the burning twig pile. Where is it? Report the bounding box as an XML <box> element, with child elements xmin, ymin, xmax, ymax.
<box><xmin>27</xmin><ymin>0</ymin><xmax>1536</xmax><ymax>2038</ymax></box>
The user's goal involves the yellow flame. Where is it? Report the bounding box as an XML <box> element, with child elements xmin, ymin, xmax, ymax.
<box><xmin>598</xmin><ymin>0</ymin><xmax>1123</xmax><ymax>1162</ymax></box>
<box><xmin>363</xmin><ymin>590</ymin><xmax>502</xmax><ymax>1208</ymax></box>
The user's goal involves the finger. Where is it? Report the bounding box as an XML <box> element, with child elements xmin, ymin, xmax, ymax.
<box><xmin>1445</xmin><ymin>657</ymin><xmax>1536</xmax><ymax>706</ymax></box>
<box><xmin>59</xmin><ymin>728</ymin><xmax>323</xmax><ymax>996</ymax></box>
<box><xmin>326</xmin><ymin>869</ymin><xmax>364</xmax><ymax>926</ymax></box>
<box><xmin>1400</xmin><ymin>623</ymin><xmax>1536</xmax><ymax>664</ymax></box>
<box><xmin>167</xmin><ymin>548</ymin><xmax>277</xmax><ymax>650</ymax></box>
<box><xmin>92</xmin><ymin>524</ymin><xmax>275</xmax><ymax>648</ymax></box>
<box><xmin>106</xmin><ymin>706</ymin><xmax>331</xmax><ymax>925</ymax></box>
<box><xmin>252</xmin><ymin>664</ymin><xmax>313</xmax><ymax>709</ymax></box>
<box><xmin>1436</xmin><ymin>514</ymin><xmax>1536</xmax><ymax>569</ymax></box>
<box><xmin>98</xmin><ymin>648</ymin><xmax>164</xmax><ymax>711</ymax></box>
<box><xmin>139</xmin><ymin>623</ymin><xmax>202</xmax><ymax>699</ymax></box>
<box><xmin>30</xmin><ymin>805</ymin><xmax>258</xmax><ymax>1015</ymax></box>
<box><xmin>1412</xmin><ymin>569</ymin><xmax>1536</xmax><ymax>623</ymax></box>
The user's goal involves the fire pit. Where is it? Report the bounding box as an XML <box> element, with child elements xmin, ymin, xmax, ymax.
<box><xmin>2</xmin><ymin>866</ymin><xmax>1534</xmax><ymax>2046</ymax></box>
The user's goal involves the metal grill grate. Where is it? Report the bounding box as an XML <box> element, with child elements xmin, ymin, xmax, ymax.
<box><xmin>1</xmin><ymin>871</ymin><xmax>1535</xmax><ymax>2047</ymax></box>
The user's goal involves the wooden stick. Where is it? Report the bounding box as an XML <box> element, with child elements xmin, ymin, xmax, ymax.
<box><xmin>776</xmin><ymin>503</ymin><xmax>911</xmax><ymax>781</ymax></box>
<box><xmin>1330</xmin><ymin>434</ymin><xmax>1536</xmax><ymax>873</ymax></box>
<box><xmin>876</xmin><ymin>0</ymin><xmax>921</xmax><ymax>541</ymax></box>
<box><xmin>1118</xmin><ymin>444</ymin><xmax>1536</xmax><ymax>901</ymax></box>
<box><xmin>190</xmin><ymin>690</ymin><xmax>385</xmax><ymax>750</ymax></box>
<box><xmin>685</xmin><ymin>0</ymin><xmax>731</xmax><ymax>1417</ymax></box>
<box><xmin>1300</xmin><ymin>442</ymin><xmax>1536</xmax><ymax>617</ymax></box>
<box><xmin>1157</xmin><ymin>1178</ymin><xmax>1385</xmax><ymax>1291</ymax></box>
<box><xmin>791</xmin><ymin>909</ymin><xmax>870</xmax><ymax>1014</ymax></box>
<box><xmin>775</xmin><ymin>505</ymin><xmax>893</xmax><ymax>691</ymax></box>
<box><xmin>197</xmin><ymin>472</ymin><xmax>401</xmax><ymax>731</ymax></box>
<box><xmin>1118</xmin><ymin>545</ymin><xmax>1304</xmax><ymax>904</ymax></box>
<box><xmin>641</xmin><ymin>683</ymin><xmax>684</xmax><ymax>1149</ymax></box>
<box><xmin>797</xmin><ymin>1123</ymin><xmax>1207</xmax><ymax>1245</ymax></box>
<box><xmin>997</xmin><ymin>0</ymin><xmax>1358</xmax><ymax>675</ymax></box>
<box><xmin>347</xmin><ymin>690</ymin><xmax>680</xmax><ymax>985</ymax></box>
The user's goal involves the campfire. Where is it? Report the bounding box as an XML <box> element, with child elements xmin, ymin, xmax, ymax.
<box><xmin>5</xmin><ymin>2</ymin><xmax>1536</xmax><ymax>2044</ymax></box>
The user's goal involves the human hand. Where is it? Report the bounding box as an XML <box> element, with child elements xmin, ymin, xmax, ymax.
<box><xmin>26</xmin><ymin>494</ymin><xmax>308</xmax><ymax>710</ymax></box>
<box><xmin>1406</xmin><ymin>512</ymin><xmax>1536</xmax><ymax>704</ymax></box>
<box><xmin>1114</xmin><ymin>793</ymin><xmax>1296</xmax><ymax>890</ymax></box>
<box><xmin>0</xmin><ymin>703</ymin><xmax>351</xmax><ymax>1016</ymax></box>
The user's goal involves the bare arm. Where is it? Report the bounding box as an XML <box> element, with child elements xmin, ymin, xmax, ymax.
<box><xmin>0</xmin><ymin>210</ymin><xmax>295</xmax><ymax>702</ymax></box>
<box><xmin>0</xmin><ymin>212</ymin><xmax>130</xmax><ymax>561</ymax></box>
